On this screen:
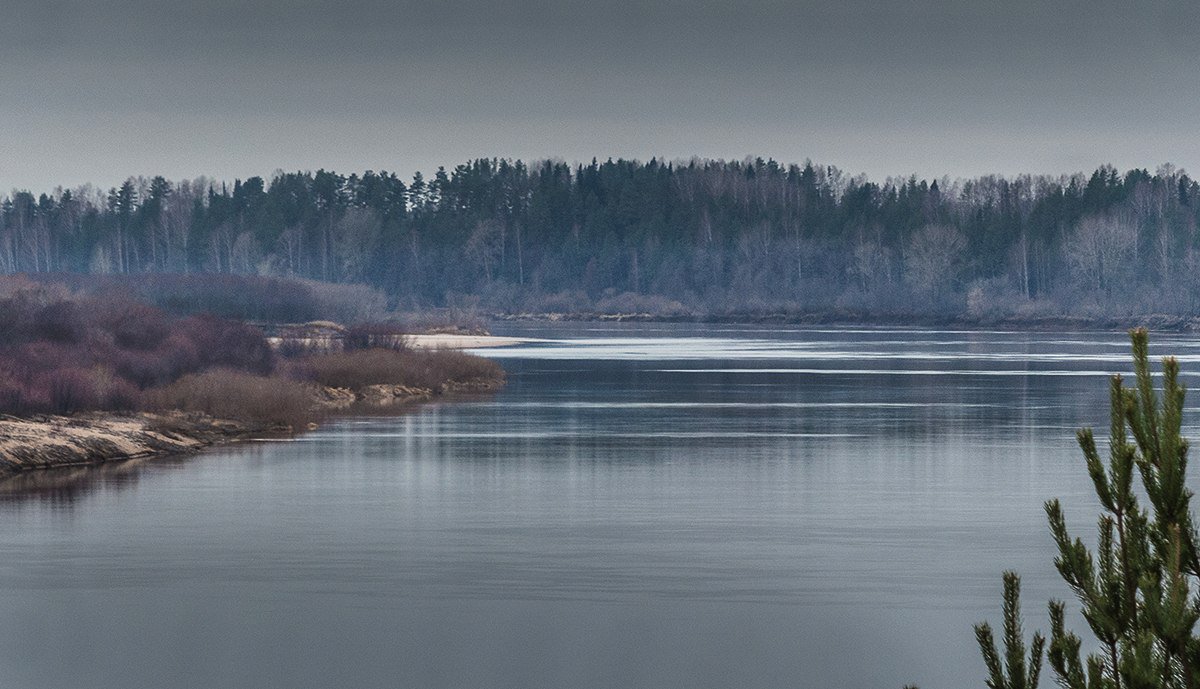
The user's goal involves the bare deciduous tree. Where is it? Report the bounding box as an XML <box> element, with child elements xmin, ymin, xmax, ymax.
<box><xmin>1066</xmin><ymin>215</ymin><xmax>1135</xmax><ymax>297</ymax></box>
<box><xmin>332</xmin><ymin>207</ymin><xmax>379</xmax><ymax>283</ymax></box>
<box><xmin>850</xmin><ymin>239</ymin><xmax>895</xmax><ymax>293</ymax></box>
<box><xmin>904</xmin><ymin>224</ymin><xmax>967</xmax><ymax>301</ymax></box>
<box><xmin>466</xmin><ymin>219</ymin><xmax>504</xmax><ymax>283</ymax></box>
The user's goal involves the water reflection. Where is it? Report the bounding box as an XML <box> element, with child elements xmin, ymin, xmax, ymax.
<box><xmin>0</xmin><ymin>446</ymin><xmax>272</xmax><ymax>509</ymax></box>
<box><xmin>0</xmin><ymin>456</ymin><xmax>164</xmax><ymax>507</ymax></box>
<box><xmin>0</xmin><ymin>325</ymin><xmax>1190</xmax><ymax>689</ymax></box>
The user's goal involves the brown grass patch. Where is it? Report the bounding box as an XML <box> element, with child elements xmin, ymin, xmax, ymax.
<box><xmin>286</xmin><ymin>349</ymin><xmax>504</xmax><ymax>392</ymax></box>
<box><xmin>144</xmin><ymin>369</ymin><xmax>317</xmax><ymax>430</ymax></box>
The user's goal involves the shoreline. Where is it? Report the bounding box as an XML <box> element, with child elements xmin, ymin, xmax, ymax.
<box><xmin>488</xmin><ymin>311</ymin><xmax>1200</xmax><ymax>333</ymax></box>
<box><xmin>0</xmin><ymin>379</ymin><xmax>504</xmax><ymax>479</ymax></box>
<box><xmin>406</xmin><ymin>333</ymin><xmax>542</xmax><ymax>349</ymax></box>
<box><xmin>7</xmin><ymin>311</ymin><xmax>1187</xmax><ymax>478</ymax></box>
<box><xmin>0</xmin><ymin>412</ymin><xmax>263</xmax><ymax>475</ymax></box>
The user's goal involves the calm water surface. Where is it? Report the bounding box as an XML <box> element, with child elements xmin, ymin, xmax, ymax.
<box><xmin>3</xmin><ymin>324</ymin><xmax>1200</xmax><ymax>689</ymax></box>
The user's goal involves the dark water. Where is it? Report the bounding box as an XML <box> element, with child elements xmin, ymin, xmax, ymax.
<box><xmin>3</xmin><ymin>324</ymin><xmax>1199</xmax><ymax>689</ymax></box>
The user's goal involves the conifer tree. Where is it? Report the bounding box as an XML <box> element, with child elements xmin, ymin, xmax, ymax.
<box><xmin>976</xmin><ymin>328</ymin><xmax>1200</xmax><ymax>689</ymax></box>
<box><xmin>976</xmin><ymin>572</ymin><xmax>1045</xmax><ymax>689</ymax></box>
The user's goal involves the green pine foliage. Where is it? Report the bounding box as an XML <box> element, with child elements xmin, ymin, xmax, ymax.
<box><xmin>975</xmin><ymin>328</ymin><xmax>1200</xmax><ymax>689</ymax></box>
<box><xmin>976</xmin><ymin>572</ymin><xmax>1045</xmax><ymax>689</ymax></box>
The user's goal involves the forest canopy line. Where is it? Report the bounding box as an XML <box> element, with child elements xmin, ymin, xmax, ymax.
<box><xmin>2</xmin><ymin>158</ymin><xmax>1198</xmax><ymax>319</ymax></box>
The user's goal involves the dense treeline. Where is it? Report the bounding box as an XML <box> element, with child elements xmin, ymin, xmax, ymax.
<box><xmin>3</xmin><ymin>159</ymin><xmax>1198</xmax><ymax>318</ymax></box>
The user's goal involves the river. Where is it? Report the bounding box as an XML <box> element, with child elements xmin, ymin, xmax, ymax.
<box><xmin>2</xmin><ymin>324</ymin><xmax>1196</xmax><ymax>688</ymax></box>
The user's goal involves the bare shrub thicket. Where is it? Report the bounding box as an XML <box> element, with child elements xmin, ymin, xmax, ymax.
<box><xmin>145</xmin><ymin>370</ymin><xmax>316</xmax><ymax>429</ymax></box>
<box><xmin>594</xmin><ymin>291</ymin><xmax>688</xmax><ymax>316</ymax></box>
<box><xmin>0</xmin><ymin>278</ymin><xmax>502</xmax><ymax>424</ymax></box>
<box><xmin>22</xmin><ymin>273</ymin><xmax>388</xmax><ymax>323</ymax></box>
<box><xmin>287</xmin><ymin>349</ymin><xmax>503</xmax><ymax>391</ymax></box>
<box><xmin>297</xmin><ymin>278</ymin><xmax>389</xmax><ymax>323</ymax></box>
<box><xmin>0</xmin><ymin>282</ymin><xmax>276</xmax><ymax>415</ymax></box>
<box><xmin>343</xmin><ymin>322</ymin><xmax>410</xmax><ymax>352</ymax></box>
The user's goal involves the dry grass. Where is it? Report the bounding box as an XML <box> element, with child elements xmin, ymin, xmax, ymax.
<box><xmin>286</xmin><ymin>349</ymin><xmax>504</xmax><ymax>392</ymax></box>
<box><xmin>144</xmin><ymin>369</ymin><xmax>318</xmax><ymax>430</ymax></box>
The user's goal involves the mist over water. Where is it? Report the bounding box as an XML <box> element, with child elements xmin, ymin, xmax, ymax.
<box><xmin>1</xmin><ymin>324</ymin><xmax>1195</xmax><ymax>688</ymax></box>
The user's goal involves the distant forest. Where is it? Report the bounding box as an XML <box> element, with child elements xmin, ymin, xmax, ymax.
<box><xmin>2</xmin><ymin>158</ymin><xmax>1198</xmax><ymax>320</ymax></box>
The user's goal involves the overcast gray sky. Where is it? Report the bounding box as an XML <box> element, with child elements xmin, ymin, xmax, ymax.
<box><xmin>2</xmin><ymin>0</ymin><xmax>1198</xmax><ymax>191</ymax></box>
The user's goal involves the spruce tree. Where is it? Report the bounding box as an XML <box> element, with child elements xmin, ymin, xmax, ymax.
<box><xmin>975</xmin><ymin>328</ymin><xmax>1200</xmax><ymax>689</ymax></box>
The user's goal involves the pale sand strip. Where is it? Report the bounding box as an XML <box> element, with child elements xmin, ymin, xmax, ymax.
<box><xmin>406</xmin><ymin>334</ymin><xmax>539</xmax><ymax>349</ymax></box>
<box><xmin>0</xmin><ymin>413</ymin><xmax>250</xmax><ymax>474</ymax></box>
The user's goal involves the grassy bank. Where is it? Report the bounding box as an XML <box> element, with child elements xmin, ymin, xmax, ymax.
<box><xmin>0</xmin><ymin>280</ymin><xmax>505</xmax><ymax>475</ymax></box>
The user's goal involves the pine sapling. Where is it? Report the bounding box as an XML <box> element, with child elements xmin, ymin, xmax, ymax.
<box><xmin>978</xmin><ymin>329</ymin><xmax>1200</xmax><ymax>689</ymax></box>
<box><xmin>976</xmin><ymin>571</ymin><xmax>1046</xmax><ymax>689</ymax></box>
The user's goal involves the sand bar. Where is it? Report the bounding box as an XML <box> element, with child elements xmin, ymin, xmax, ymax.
<box><xmin>407</xmin><ymin>334</ymin><xmax>540</xmax><ymax>349</ymax></box>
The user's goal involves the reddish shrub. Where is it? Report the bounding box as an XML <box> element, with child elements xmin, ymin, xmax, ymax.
<box><xmin>87</xmin><ymin>368</ymin><xmax>141</xmax><ymax>410</ymax></box>
<box><xmin>97</xmin><ymin>300</ymin><xmax>172</xmax><ymax>351</ymax></box>
<box><xmin>0</xmin><ymin>297</ymin><xmax>37</xmax><ymax>346</ymax></box>
<box><xmin>15</xmin><ymin>341</ymin><xmax>79</xmax><ymax>376</ymax></box>
<box><xmin>0</xmin><ymin>372</ymin><xmax>31</xmax><ymax>415</ymax></box>
<box><xmin>0</xmin><ymin>283</ymin><xmax>329</xmax><ymax>419</ymax></box>
<box><xmin>35</xmin><ymin>301</ymin><xmax>86</xmax><ymax>343</ymax></box>
<box><xmin>37</xmin><ymin>368</ymin><xmax>99</xmax><ymax>414</ymax></box>
<box><xmin>158</xmin><ymin>333</ymin><xmax>202</xmax><ymax>380</ymax></box>
<box><xmin>178</xmin><ymin>314</ymin><xmax>275</xmax><ymax>374</ymax></box>
<box><xmin>111</xmin><ymin>347</ymin><xmax>172</xmax><ymax>389</ymax></box>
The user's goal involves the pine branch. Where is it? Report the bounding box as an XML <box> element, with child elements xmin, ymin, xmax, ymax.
<box><xmin>978</xmin><ymin>572</ymin><xmax>1044</xmax><ymax>689</ymax></box>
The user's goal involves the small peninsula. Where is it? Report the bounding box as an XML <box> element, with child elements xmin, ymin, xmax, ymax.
<box><xmin>0</xmin><ymin>276</ymin><xmax>506</xmax><ymax>475</ymax></box>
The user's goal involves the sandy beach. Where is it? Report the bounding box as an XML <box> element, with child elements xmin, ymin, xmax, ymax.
<box><xmin>0</xmin><ymin>413</ymin><xmax>257</xmax><ymax>474</ymax></box>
